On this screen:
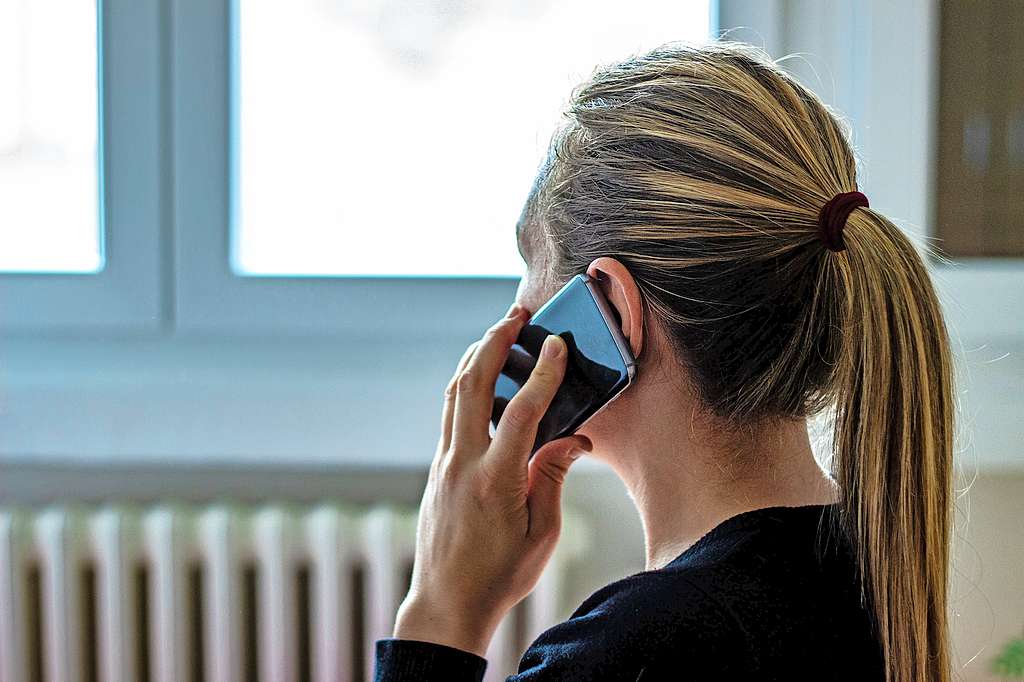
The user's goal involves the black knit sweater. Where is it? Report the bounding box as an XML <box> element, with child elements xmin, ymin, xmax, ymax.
<box><xmin>375</xmin><ymin>504</ymin><xmax>885</xmax><ymax>681</ymax></box>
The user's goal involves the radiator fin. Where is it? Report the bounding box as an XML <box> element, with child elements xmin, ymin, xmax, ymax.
<box><xmin>0</xmin><ymin>505</ymin><xmax>588</xmax><ymax>682</ymax></box>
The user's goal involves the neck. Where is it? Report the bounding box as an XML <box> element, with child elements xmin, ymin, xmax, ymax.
<box><xmin>585</xmin><ymin>389</ymin><xmax>837</xmax><ymax>571</ymax></box>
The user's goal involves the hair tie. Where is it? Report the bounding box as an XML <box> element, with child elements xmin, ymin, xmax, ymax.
<box><xmin>817</xmin><ymin>191</ymin><xmax>868</xmax><ymax>252</ymax></box>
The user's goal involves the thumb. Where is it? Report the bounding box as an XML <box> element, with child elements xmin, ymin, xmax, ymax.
<box><xmin>526</xmin><ymin>435</ymin><xmax>591</xmax><ymax>541</ymax></box>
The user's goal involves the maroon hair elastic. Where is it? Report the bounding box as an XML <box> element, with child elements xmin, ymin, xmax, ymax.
<box><xmin>817</xmin><ymin>191</ymin><xmax>869</xmax><ymax>252</ymax></box>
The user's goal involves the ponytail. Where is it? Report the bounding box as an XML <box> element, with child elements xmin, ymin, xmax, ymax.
<box><xmin>829</xmin><ymin>208</ymin><xmax>954</xmax><ymax>681</ymax></box>
<box><xmin>524</xmin><ymin>40</ymin><xmax>957</xmax><ymax>681</ymax></box>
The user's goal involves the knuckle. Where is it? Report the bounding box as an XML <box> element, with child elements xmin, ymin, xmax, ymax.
<box><xmin>444</xmin><ymin>377</ymin><xmax>458</xmax><ymax>399</ymax></box>
<box><xmin>538</xmin><ymin>457</ymin><xmax>570</xmax><ymax>483</ymax></box>
<box><xmin>503</xmin><ymin>400</ymin><xmax>540</xmax><ymax>428</ymax></box>
<box><xmin>500</xmin><ymin>317</ymin><xmax>521</xmax><ymax>335</ymax></box>
<box><xmin>456</xmin><ymin>368</ymin><xmax>479</xmax><ymax>393</ymax></box>
<box><xmin>532</xmin><ymin>364</ymin><xmax>558</xmax><ymax>383</ymax></box>
<box><xmin>485</xmin><ymin>323</ymin><xmax>515</xmax><ymax>344</ymax></box>
<box><xmin>438</xmin><ymin>458</ymin><xmax>461</xmax><ymax>486</ymax></box>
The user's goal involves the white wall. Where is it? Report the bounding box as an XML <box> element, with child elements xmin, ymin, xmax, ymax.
<box><xmin>948</xmin><ymin>474</ymin><xmax>1024</xmax><ymax>681</ymax></box>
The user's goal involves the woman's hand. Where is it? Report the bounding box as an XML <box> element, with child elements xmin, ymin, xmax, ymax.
<box><xmin>393</xmin><ymin>303</ymin><xmax>592</xmax><ymax>657</ymax></box>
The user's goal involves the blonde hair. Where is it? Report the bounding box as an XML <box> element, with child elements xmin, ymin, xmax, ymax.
<box><xmin>525</xmin><ymin>41</ymin><xmax>954</xmax><ymax>681</ymax></box>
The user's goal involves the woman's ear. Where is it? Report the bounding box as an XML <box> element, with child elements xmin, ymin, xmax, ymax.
<box><xmin>586</xmin><ymin>257</ymin><xmax>644</xmax><ymax>358</ymax></box>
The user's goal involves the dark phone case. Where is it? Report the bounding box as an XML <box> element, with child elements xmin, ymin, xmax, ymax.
<box><xmin>491</xmin><ymin>275</ymin><xmax>636</xmax><ymax>455</ymax></box>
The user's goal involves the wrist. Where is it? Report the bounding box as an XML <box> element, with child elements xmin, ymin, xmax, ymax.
<box><xmin>393</xmin><ymin>594</ymin><xmax>501</xmax><ymax>658</ymax></box>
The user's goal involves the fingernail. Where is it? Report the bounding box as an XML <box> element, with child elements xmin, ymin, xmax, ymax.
<box><xmin>505</xmin><ymin>303</ymin><xmax>523</xmax><ymax>319</ymax></box>
<box><xmin>541</xmin><ymin>334</ymin><xmax>563</xmax><ymax>359</ymax></box>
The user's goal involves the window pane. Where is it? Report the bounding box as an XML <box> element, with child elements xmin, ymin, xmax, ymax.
<box><xmin>0</xmin><ymin>0</ymin><xmax>102</xmax><ymax>274</ymax></box>
<box><xmin>235</xmin><ymin>0</ymin><xmax>711</xmax><ymax>277</ymax></box>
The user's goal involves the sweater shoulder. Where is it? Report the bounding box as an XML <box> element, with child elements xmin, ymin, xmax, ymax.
<box><xmin>567</xmin><ymin>562</ymin><xmax>734</xmax><ymax>623</ymax></box>
<box><xmin>511</xmin><ymin>568</ymin><xmax>746</xmax><ymax>681</ymax></box>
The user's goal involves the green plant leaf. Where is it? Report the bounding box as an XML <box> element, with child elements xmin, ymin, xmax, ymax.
<box><xmin>993</xmin><ymin>637</ymin><xmax>1024</xmax><ymax>678</ymax></box>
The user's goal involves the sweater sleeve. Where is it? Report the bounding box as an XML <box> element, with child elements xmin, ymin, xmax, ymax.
<box><xmin>374</xmin><ymin>570</ymin><xmax>741</xmax><ymax>682</ymax></box>
<box><xmin>374</xmin><ymin>638</ymin><xmax>487</xmax><ymax>682</ymax></box>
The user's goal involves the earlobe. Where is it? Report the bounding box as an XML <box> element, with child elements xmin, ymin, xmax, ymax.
<box><xmin>586</xmin><ymin>257</ymin><xmax>644</xmax><ymax>358</ymax></box>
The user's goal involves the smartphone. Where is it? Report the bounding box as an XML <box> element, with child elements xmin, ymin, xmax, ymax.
<box><xmin>491</xmin><ymin>274</ymin><xmax>637</xmax><ymax>456</ymax></box>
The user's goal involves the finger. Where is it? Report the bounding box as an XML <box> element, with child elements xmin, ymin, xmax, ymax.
<box><xmin>489</xmin><ymin>334</ymin><xmax>568</xmax><ymax>468</ymax></box>
<box><xmin>450</xmin><ymin>305</ymin><xmax>529</xmax><ymax>454</ymax></box>
<box><xmin>526</xmin><ymin>435</ymin><xmax>592</xmax><ymax>540</ymax></box>
<box><xmin>439</xmin><ymin>341</ymin><xmax>480</xmax><ymax>454</ymax></box>
<box><xmin>491</xmin><ymin>344</ymin><xmax>536</xmax><ymax>441</ymax></box>
<box><xmin>502</xmin><ymin>344</ymin><xmax>537</xmax><ymax>389</ymax></box>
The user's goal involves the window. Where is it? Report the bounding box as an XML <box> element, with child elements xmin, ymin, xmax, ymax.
<box><xmin>0</xmin><ymin>0</ymin><xmax>102</xmax><ymax>273</ymax></box>
<box><xmin>0</xmin><ymin>0</ymin><xmax>162</xmax><ymax>332</ymax></box>
<box><xmin>233</xmin><ymin>0</ymin><xmax>713</xmax><ymax>277</ymax></box>
<box><xmin>3</xmin><ymin>0</ymin><xmax>1019</xmax><ymax>470</ymax></box>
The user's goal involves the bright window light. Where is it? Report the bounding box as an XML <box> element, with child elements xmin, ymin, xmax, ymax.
<box><xmin>0</xmin><ymin>0</ymin><xmax>102</xmax><ymax>274</ymax></box>
<box><xmin>234</xmin><ymin>0</ymin><xmax>712</xmax><ymax>277</ymax></box>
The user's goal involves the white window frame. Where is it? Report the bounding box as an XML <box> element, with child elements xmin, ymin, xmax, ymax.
<box><xmin>0</xmin><ymin>0</ymin><xmax>165</xmax><ymax>333</ymax></box>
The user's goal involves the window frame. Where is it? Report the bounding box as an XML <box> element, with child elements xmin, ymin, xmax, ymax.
<box><xmin>0</xmin><ymin>0</ymin><xmax>165</xmax><ymax>333</ymax></box>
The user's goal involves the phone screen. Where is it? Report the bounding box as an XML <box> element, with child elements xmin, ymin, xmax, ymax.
<box><xmin>491</xmin><ymin>275</ymin><xmax>635</xmax><ymax>455</ymax></box>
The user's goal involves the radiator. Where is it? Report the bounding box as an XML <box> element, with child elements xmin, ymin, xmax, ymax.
<box><xmin>0</xmin><ymin>504</ymin><xmax>589</xmax><ymax>682</ymax></box>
